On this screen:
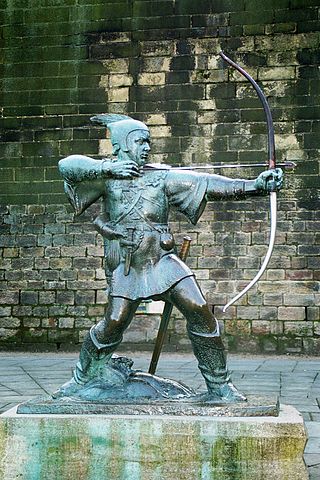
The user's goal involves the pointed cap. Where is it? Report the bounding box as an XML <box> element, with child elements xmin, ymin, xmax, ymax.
<box><xmin>90</xmin><ymin>114</ymin><xmax>149</xmax><ymax>153</ymax></box>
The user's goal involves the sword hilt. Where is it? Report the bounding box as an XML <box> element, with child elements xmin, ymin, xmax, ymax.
<box><xmin>179</xmin><ymin>235</ymin><xmax>192</xmax><ymax>262</ymax></box>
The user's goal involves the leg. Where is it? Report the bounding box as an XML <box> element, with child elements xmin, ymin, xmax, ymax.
<box><xmin>167</xmin><ymin>277</ymin><xmax>246</xmax><ymax>402</ymax></box>
<box><xmin>94</xmin><ymin>296</ymin><xmax>140</xmax><ymax>345</ymax></box>
<box><xmin>74</xmin><ymin>296</ymin><xmax>140</xmax><ymax>384</ymax></box>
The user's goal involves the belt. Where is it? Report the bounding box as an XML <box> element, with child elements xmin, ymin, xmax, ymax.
<box><xmin>121</xmin><ymin>223</ymin><xmax>170</xmax><ymax>233</ymax></box>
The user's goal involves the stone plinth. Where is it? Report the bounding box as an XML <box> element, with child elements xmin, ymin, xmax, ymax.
<box><xmin>0</xmin><ymin>405</ymin><xmax>307</xmax><ymax>480</ymax></box>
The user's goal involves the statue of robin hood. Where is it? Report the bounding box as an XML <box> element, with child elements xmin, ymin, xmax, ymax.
<box><xmin>58</xmin><ymin>114</ymin><xmax>283</xmax><ymax>403</ymax></box>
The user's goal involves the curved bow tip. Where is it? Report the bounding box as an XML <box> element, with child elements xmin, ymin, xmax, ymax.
<box><xmin>223</xmin><ymin>191</ymin><xmax>277</xmax><ymax>312</ymax></box>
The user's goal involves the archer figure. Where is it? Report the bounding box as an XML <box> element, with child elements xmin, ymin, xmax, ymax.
<box><xmin>58</xmin><ymin>114</ymin><xmax>283</xmax><ymax>402</ymax></box>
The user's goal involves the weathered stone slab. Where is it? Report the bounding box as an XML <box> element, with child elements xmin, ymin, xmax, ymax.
<box><xmin>0</xmin><ymin>404</ymin><xmax>307</xmax><ymax>480</ymax></box>
<box><xmin>17</xmin><ymin>394</ymin><xmax>279</xmax><ymax>417</ymax></box>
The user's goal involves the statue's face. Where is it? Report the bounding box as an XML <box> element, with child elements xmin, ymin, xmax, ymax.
<box><xmin>126</xmin><ymin>130</ymin><xmax>150</xmax><ymax>166</ymax></box>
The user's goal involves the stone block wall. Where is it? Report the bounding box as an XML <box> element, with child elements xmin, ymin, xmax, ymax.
<box><xmin>0</xmin><ymin>0</ymin><xmax>319</xmax><ymax>353</ymax></box>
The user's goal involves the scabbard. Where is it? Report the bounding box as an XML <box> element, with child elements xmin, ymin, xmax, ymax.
<box><xmin>124</xmin><ymin>250</ymin><xmax>132</xmax><ymax>276</ymax></box>
<box><xmin>148</xmin><ymin>235</ymin><xmax>192</xmax><ymax>375</ymax></box>
<box><xmin>124</xmin><ymin>227</ymin><xmax>135</xmax><ymax>276</ymax></box>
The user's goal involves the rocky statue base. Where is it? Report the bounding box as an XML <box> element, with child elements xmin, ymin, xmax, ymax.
<box><xmin>17</xmin><ymin>355</ymin><xmax>278</xmax><ymax>416</ymax></box>
<box><xmin>1</xmin><ymin>405</ymin><xmax>307</xmax><ymax>480</ymax></box>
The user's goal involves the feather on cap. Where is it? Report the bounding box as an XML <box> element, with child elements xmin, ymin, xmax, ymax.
<box><xmin>90</xmin><ymin>114</ymin><xmax>132</xmax><ymax>126</ymax></box>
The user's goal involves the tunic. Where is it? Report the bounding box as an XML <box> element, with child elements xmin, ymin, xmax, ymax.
<box><xmin>104</xmin><ymin>170</ymin><xmax>207</xmax><ymax>299</ymax></box>
<box><xmin>60</xmin><ymin>157</ymin><xmax>224</xmax><ymax>300</ymax></box>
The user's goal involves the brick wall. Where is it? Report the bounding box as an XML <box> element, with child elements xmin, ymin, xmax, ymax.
<box><xmin>0</xmin><ymin>0</ymin><xmax>319</xmax><ymax>353</ymax></box>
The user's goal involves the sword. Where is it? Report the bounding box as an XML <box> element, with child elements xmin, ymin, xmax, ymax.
<box><xmin>148</xmin><ymin>236</ymin><xmax>192</xmax><ymax>375</ymax></box>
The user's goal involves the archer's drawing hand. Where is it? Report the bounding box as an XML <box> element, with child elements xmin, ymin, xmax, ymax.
<box><xmin>93</xmin><ymin>218</ymin><xmax>121</xmax><ymax>239</ymax></box>
<box><xmin>254</xmin><ymin>168</ymin><xmax>283</xmax><ymax>192</ymax></box>
<box><xmin>102</xmin><ymin>159</ymin><xmax>140</xmax><ymax>179</ymax></box>
<box><xmin>108</xmin><ymin>230</ymin><xmax>135</xmax><ymax>247</ymax></box>
<box><xmin>93</xmin><ymin>217</ymin><xmax>136</xmax><ymax>246</ymax></box>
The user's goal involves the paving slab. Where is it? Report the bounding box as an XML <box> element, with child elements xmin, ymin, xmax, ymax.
<box><xmin>304</xmin><ymin>437</ymin><xmax>320</xmax><ymax>454</ymax></box>
<box><xmin>305</xmin><ymin>421</ymin><xmax>320</xmax><ymax>436</ymax></box>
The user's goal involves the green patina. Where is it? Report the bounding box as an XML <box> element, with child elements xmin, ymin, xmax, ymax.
<box><xmin>0</xmin><ymin>410</ymin><xmax>308</xmax><ymax>479</ymax></box>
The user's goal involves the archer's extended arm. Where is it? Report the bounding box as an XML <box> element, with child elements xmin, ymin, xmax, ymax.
<box><xmin>206</xmin><ymin>168</ymin><xmax>283</xmax><ymax>200</ymax></box>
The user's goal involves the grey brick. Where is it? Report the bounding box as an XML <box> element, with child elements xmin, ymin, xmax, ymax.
<box><xmin>58</xmin><ymin>317</ymin><xmax>74</xmax><ymax>329</ymax></box>
<box><xmin>0</xmin><ymin>291</ymin><xmax>19</xmax><ymax>305</ymax></box>
<box><xmin>20</xmin><ymin>291</ymin><xmax>39</xmax><ymax>305</ymax></box>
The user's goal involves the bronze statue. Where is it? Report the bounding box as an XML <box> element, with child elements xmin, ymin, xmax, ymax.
<box><xmin>57</xmin><ymin>113</ymin><xmax>283</xmax><ymax>403</ymax></box>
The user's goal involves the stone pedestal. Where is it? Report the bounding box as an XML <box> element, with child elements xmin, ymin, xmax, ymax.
<box><xmin>0</xmin><ymin>405</ymin><xmax>307</xmax><ymax>480</ymax></box>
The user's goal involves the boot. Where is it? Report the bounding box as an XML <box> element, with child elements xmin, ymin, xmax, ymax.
<box><xmin>74</xmin><ymin>325</ymin><xmax>122</xmax><ymax>385</ymax></box>
<box><xmin>188</xmin><ymin>328</ymin><xmax>246</xmax><ymax>402</ymax></box>
<box><xmin>52</xmin><ymin>327</ymin><xmax>123</xmax><ymax>399</ymax></box>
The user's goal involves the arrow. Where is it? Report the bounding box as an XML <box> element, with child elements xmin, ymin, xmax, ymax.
<box><xmin>143</xmin><ymin>161</ymin><xmax>295</xmax><ymax>171</ymax></box>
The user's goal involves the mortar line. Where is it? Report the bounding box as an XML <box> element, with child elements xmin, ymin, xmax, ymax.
<box><xmin>255</xmin><ymin>359</ymin><xmax>266</xmax><ymax>371</ymax></box>
<box><xmin>0</xmin><ymin>382</ymin><xmax>23</xmax><ymax>396</ymax></box>
<box><xmin>279</xmin><ymin>372</ymin><xmax>282</xmax><ymax>394</ymax></box>
<box><xmin>20</xmin><ymin>367</ymin><xmax>51</xmax><ymax>395</ymax></box>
